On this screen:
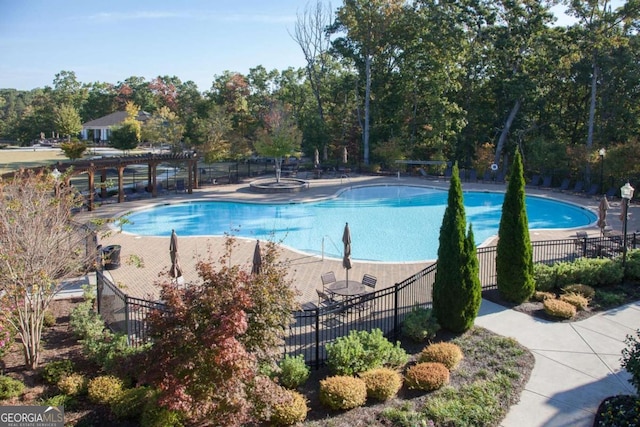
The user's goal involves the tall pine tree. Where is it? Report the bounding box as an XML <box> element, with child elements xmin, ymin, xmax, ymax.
<box><xmin>433</xmin><ymin>163</ymin><xmax>482</xmax><ymax>333</ymax></box>
<box><xmin>496</xmin><ymin>150</ymin><xmax>535</xmax><ymax>303</ymax></box>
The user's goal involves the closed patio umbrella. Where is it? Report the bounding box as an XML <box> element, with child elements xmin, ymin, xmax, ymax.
<box><xmin>169</xmin><ymin>229</ymin><xmax>183</xmax><ymax>279</ymax></box>
<box><xmin>323</xmin><ymin>144</ymin><xmax>328</xmax><ymax>161</ymax></box>
<box><xmin>252</xmin><ymin>240</ymin><xmax>262</xmax><ymax>275</ymax></box>
<box><xmin>342</xmin><ymin>222</ymin><xmax>352</xmax><ymax>283</ymax></box>
<box><xmin>597</xmin><ymin>195</ymin><xmax>610</xmax><ymax>235</ymax></box>
<box><xmin>314</xmin><ymin>148</ymin><xmax>319</xmax><ymax>168</ymax></box>
<box><xmin>342</xmin><ymin>146</ymin><xmax>348</xmax><ymax>164</ymax></box>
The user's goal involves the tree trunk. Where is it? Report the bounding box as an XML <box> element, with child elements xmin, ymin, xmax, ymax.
<box><xmin>494</xmin><ymin>99</ymin><xmax>522</xmax><ymax>167</ymax></box>
<box><xmin>363</xmin><ymin>54</ymin><xmax>372</xmax><ymax>165</ymax></box>
<box><xmin>586</xmin><ymin>62</ymin><xmax>598</xmax><ymax>183</ymax></box>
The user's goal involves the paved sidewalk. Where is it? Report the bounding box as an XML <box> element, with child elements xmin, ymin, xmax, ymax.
<box><xmin>475</xmin><ymin>299</ymin><xmax>639</xmax><ymax>427</ymax></box>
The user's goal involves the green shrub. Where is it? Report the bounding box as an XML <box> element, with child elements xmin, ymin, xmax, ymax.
<box><xmin>276</xmin><ymin>354</ymin><xmax>309</xmax><ymax>389</ymax></box>
<box><xmin>534</xmin><ymin>263</ymin><xmax>557</xmax><ymax>292</ymax></box>
<box><xmin>597</xmin><ymin>290</ymin><xmax>627</xmax><ymax>308</ymax></box>
<box><xmin>532</xmin><ymin>291</ymin><xmax>555</xmax><ymax>302</ymax></box>
<box><xmin>559</xmin><ymin>292</ymin><xmax>589</xmax><ymax>310</ymax></box>
<box><xmin>359</xmin><ymin>368</ymin><xmax>403</xmax><ymax>401</ymax></box>
<box><xmin>270</xmin><ymin>389</ymin><xmax>308</xmax><ymax>425</ymax></box>
<box><xmin>57</xmin><ymin>373</ymin><xmax>87</xmax><ymax>396</ymax></box>
<box><xmin>418</xmin><ymin>342</ymin><xmax>464</xmax><ymax>370</ymax></box>
<box><xmin>326</xmin><ymin>328</ymin><xmax>408</xmax><ymax>376</ymax></box>
<box><xmin>69</xmin><ymin>299</ymin><xmax>104</xmax><ymax>340</ymax></box>
<box><xmin>622</xmin><ymin>330</ymin><xmax>640</xmax><ymax>394</ymax></box>
<box><xmin>0</xmin><ymin>375</ymin><xmax>24</xmax><ymax>399</ymax></box>
<box><xmin>111</xmin><ymin>386</ymin><xmax>153</xmax><ymax>420</ymax></box>
<box><xmin>624</xmin><ymin>249</ymin><xmax>640</xmax><ymax>281</ymax></box>
<box><xmin>562</xmin><ymin>283</ymin><xmax>595</xmax><ymax>299</ymax></box>
<box><xmin>543</xmin><ymin>298</ymin><xmax>576</xmax><ymax>319</ymax></box>
<box><xmin>319</xmin><ymin>376</ymin><xmax>367</xmax><ymax>410</ymax></box>
<box><xmin>140</xmin><ymin>390</ymin><xmax>184</xmax><ymax>427</ymax></box>
<box><xmin>404</xmin><ymin>362</ymin><xmax>450</xmax><ymax>391</ymax></box>
<box><xmin>402</xmin><ymin>306</ymin><xmax>440</xmax><ymax>342</ymax></box>
<box><xmin>380</xmin><ymin>403</ymin><xmax>430</xmax><ymax>427</ymax></box>
<box><xmin>41</xmin><ymin>359</ymin><xmax>74</xmax><ymax>385</ymax></box>
<box><xmin>87</xmin><ymin>375</ymin><xmax>125</xmax><ymax>405</ymax></box>
<box><xmin>40</xmin><ymin>394</ymin><xmax>77</xmax><ymax>410</ymax></box>
<box><xmin>555</xmin><ymin>258</ymin><xmax>623</xmax><ymax>288</ymax></box>
<box><xmin>42</xmin><ymin>310</ymin><xmax>56</xmax><ymax>327</ymax></box>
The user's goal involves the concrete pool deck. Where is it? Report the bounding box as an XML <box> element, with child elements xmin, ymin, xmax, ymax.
<box><xmin>80</xmin><ymin>174</ymin><xmax>637</xmax><ymax>303</ymax></box>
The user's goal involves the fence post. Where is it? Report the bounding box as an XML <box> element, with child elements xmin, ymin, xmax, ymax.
<box><xmin>96</xmin><ymin>271</ymin><xmax>102</xmax><ymax>314</ymax></box>
<box><xmin>393</xmin><ymin>283</ymin><xmax>399</xmax><ymax>340</ymax></box>
<box><xmin>124</xmin><ymin>295</ymin><xmax>131</xmax><ymax>346</ymax></box>
<box><xmin>315</xmin><ymin>308</ymin><xmax>320</xmax><ymax>370</ymax></box>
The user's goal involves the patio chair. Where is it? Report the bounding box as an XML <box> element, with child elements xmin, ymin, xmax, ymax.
<box><xmin>572</xmin><ymin>180</ymin><xmax>584</xmax><ymax>193</ymax></box>
<box><xmin>361</xmin><ymin>274</ymin><xmax>377</xmax><ymax>290</ymax></box>
<box><xmin>528</xmin><ymin>175</ymin><xmax>541</xmax><ymax>187</ymax></box>
<box><xmin>321</xmin><ymin>271</ymin><xmax>337</xmax><ymax>295</ymax></box>
<box><xmin>585</xmin><ymin>183</ymin><xmax>599</xmax><ymax>196</ymax></box>
<box><xmin>316</xmin><ymin>289</ymin><xmax>337</xmax><ymax>308</ymax></box>
<box><xmin>541</xmin><ymin>176</ymin><xmax>552</xmax><ymax>188</ymax></box>
<box><xmin>557</xmin><ymin>178</ymin><xmax>570</xmax><ymax>191</ymax></box>
<box><xmin>356</xmin><ymin>292</ymin><xmax>376</xmax><ymax>319</ymax></box>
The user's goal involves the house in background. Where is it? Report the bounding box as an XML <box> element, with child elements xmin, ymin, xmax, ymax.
<box><xmin>81</xmin><ymin>110</ymin><xmax>150</xmax><ymax>143</ymax></box>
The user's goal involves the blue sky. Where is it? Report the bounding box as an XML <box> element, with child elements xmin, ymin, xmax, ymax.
<box><xmin>0</xmin><ymin>1</ymin><xmax>624</xmax><ymax>93</ymax></box>
<box><xmin>0</xmin><ymin>0</ymin><xmax>310</xmax><ymax>92</ymax></box>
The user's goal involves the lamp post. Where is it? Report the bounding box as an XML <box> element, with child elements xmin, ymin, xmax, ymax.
<box><xmin>599</xmin><ymin>148</ymin><xmax>605</xmax><ymax>194</ymax></box>
<box><xmin>621</xmin><ymin>182</ymin><xmax>634</xmax><ymax>267</ymax></box>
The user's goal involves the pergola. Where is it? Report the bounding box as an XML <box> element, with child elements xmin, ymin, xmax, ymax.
<box><xmin>10</xmin><ymin>152</ymin><xmax>199</xmax><ymax>211</ymax></box>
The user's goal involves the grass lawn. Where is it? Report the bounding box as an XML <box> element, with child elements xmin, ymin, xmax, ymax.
<box><xmin>0</xmin><ymin>148</ymin><xmax>68</xmax><ymax>175</ymax></box>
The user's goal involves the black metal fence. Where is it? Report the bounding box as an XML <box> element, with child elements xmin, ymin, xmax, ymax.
<box><xmin>95</xmin><ymin>232</ymin><xmax>639</xmax><ymax>366</ymax></box>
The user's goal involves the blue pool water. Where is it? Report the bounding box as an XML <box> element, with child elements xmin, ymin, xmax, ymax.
<box><xmin>122</xmin><ymin>185</ymin><xmax>596</xmax><ymax>262</ymax></box>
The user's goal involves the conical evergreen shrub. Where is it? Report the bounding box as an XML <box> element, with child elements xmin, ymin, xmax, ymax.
<box><xmin>433</xmin><ymin>163</ymin><xmax>482</xmax><ymax>332</ymax></box>
<box><xmin>496</xmin><ymin>151</ymin><xmax>535</xmax><ymax>303</ymax></box>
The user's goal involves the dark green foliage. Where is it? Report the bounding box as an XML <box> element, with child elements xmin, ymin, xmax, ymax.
<box><xmin>433</xmin><ymin>163</ymin><xmax>482</xmax><ymax>332</ymax></box>
<box><xmin>41</xmin><ymin>359</ymin><xmax>74</xmax><ymax>385</ymax></box>
<box><xmin>276</xmin><ymin>354</ymin><xmax>310</xmax><ymax>389</ymax></box>
<box><xmin>325</xmin><ymin>328</ymin><xmax>408</xmax><ymax>376</ymax></box>
<box><xmin>496</xmin><ymin>151</ymin><xmax>535</xmax><ymax>303</ymax></box>
<box><xmin>402</xmin><ymin>305</ymin><xmax>440</xmax><ymax>342</ymax></box>
<box><xmin>533</xmin><ymin>258</ymin><xmax>624</xmax><ymax>290</ymax></box>
<box><xmin>0</xmin><ymin>375</ymin><xmax>24</xmax><ymax>399</ymax></box>
<box><xmin>622</xmin><ymin>330</ymin><xmax>640</xmax><ymax>393</ymax></box>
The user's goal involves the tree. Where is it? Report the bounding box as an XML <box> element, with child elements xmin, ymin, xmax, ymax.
<box><xmin>109</xmin><ymin>102</ymin><xmax>141</xmax><ymax>153</ymax></box>
<box><xmin>254</xmin><ymin>103</ymin><xmax>302</xmax><ymax>183</ymax></box>
<box><xmin>496</xmin><ymin>150</ymin><xmax>534</xmax><ymax>303</ymax></box>
<box><xmin>433</xmin><ymin>163</ymin><xmax>481</xmax><ymax>332</ymax></box>
<box><xmin>0</xmin><ymin>170</ymin><xmax>97</xmax><ymax>369</ymax></box>
<box><xmin>60</xmin><ymin>140</ymin><xmax>87</xmax><ymax>160</ymax></box>
<box><xmin>192</xmin><ymin>104</ymin><xmax>232</xmax><ymax>163</ymax></box>
<box><xmin>143</xmin><ymin>237</ymin><xmax>297</xmax><ymax>426</ymax></box>
<box><xmin>54</xmin><ymin>103</ymin><xmax>82</xmax><ymax>141</ymax></box>
<box><xmin>141</xmin><ymin>106</ymin><xmax>184</xmax><ymax>153</ymax></box>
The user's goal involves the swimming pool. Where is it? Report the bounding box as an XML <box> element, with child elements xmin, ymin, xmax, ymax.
<box><xmin>122</xmin><ymin>185</ymin><xmax>596</xmax><ymax>262</ymax></box>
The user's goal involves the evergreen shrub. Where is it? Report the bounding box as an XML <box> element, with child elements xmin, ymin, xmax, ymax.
<box><xmin>270</xmin><ymin>389</ymin><xmax>308</xmax><ymax>425</ymax></box>
<box><xmin>57</xmin><ymin>373</ymin><xmax>87</xmax><ymax>396</ymax></box>
<box><xmin>87</xmin><ymin>375</ymin><xmax>125</xmax><ymax>405</ymax></box>
<box><xmin>319</xmin><ymin>376</ymin><xmax>367</xmax><ymax>410</ymax></box>
<box><xmin>277</xmin><ymin>354</ymin><xmax>310</xmax><ymax>389</ymax></box>
<box><xmin>562</xmin><ymin>284</ymin><xmax>595</xmax><ymax>299</ymax></box>
<box><xmin>418</xmin><ymin>342</ymin><xmax>464</xmax><ymax>370</ymax></box>
<box><xmin>359</xmin><ymin>367</ymin><xmax>403</xmax><ymax>401</ymax></box>
<box><xmin>326</xmin><ymin>329</ymin><xmax>408</xmax><ymax>376</ymax></box>
<box><xmin>402</xmin><ymin>306</ymin><xmax>440</xmax><ymax>342</ymax></box>
<box><xmin>543</xmin><ymin>299</ymin><xmax>576</xmax><ymax>319</ymax></box>
<box><xmin>41</xmin><ymin>359</ymin><xmax>74</xmax><ymax>385</ymax></box>
<box><xmin>0</xmin><ymin>375</ymin><xmax>24</xmax><ymax>399</ymax></box>
<box><xmin>559</xmin><ymin>292</ymin><xmax>589</xmax><ymax>310</ymax></box>
<box><xmin>111</xmin><ymin>386</ymin><xmax>153</xmax><ymax>420</ymax></box>
<box><xmin>404</xmin><ymin>362</ymin><xmax>450</xmax><ymax>391</ymax></box>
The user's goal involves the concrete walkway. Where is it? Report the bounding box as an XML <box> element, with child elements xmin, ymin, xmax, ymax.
<box><xmin>476</xmin><ymin>299</ymin><xmax>639</xmax><ymax>427</ymax></box>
